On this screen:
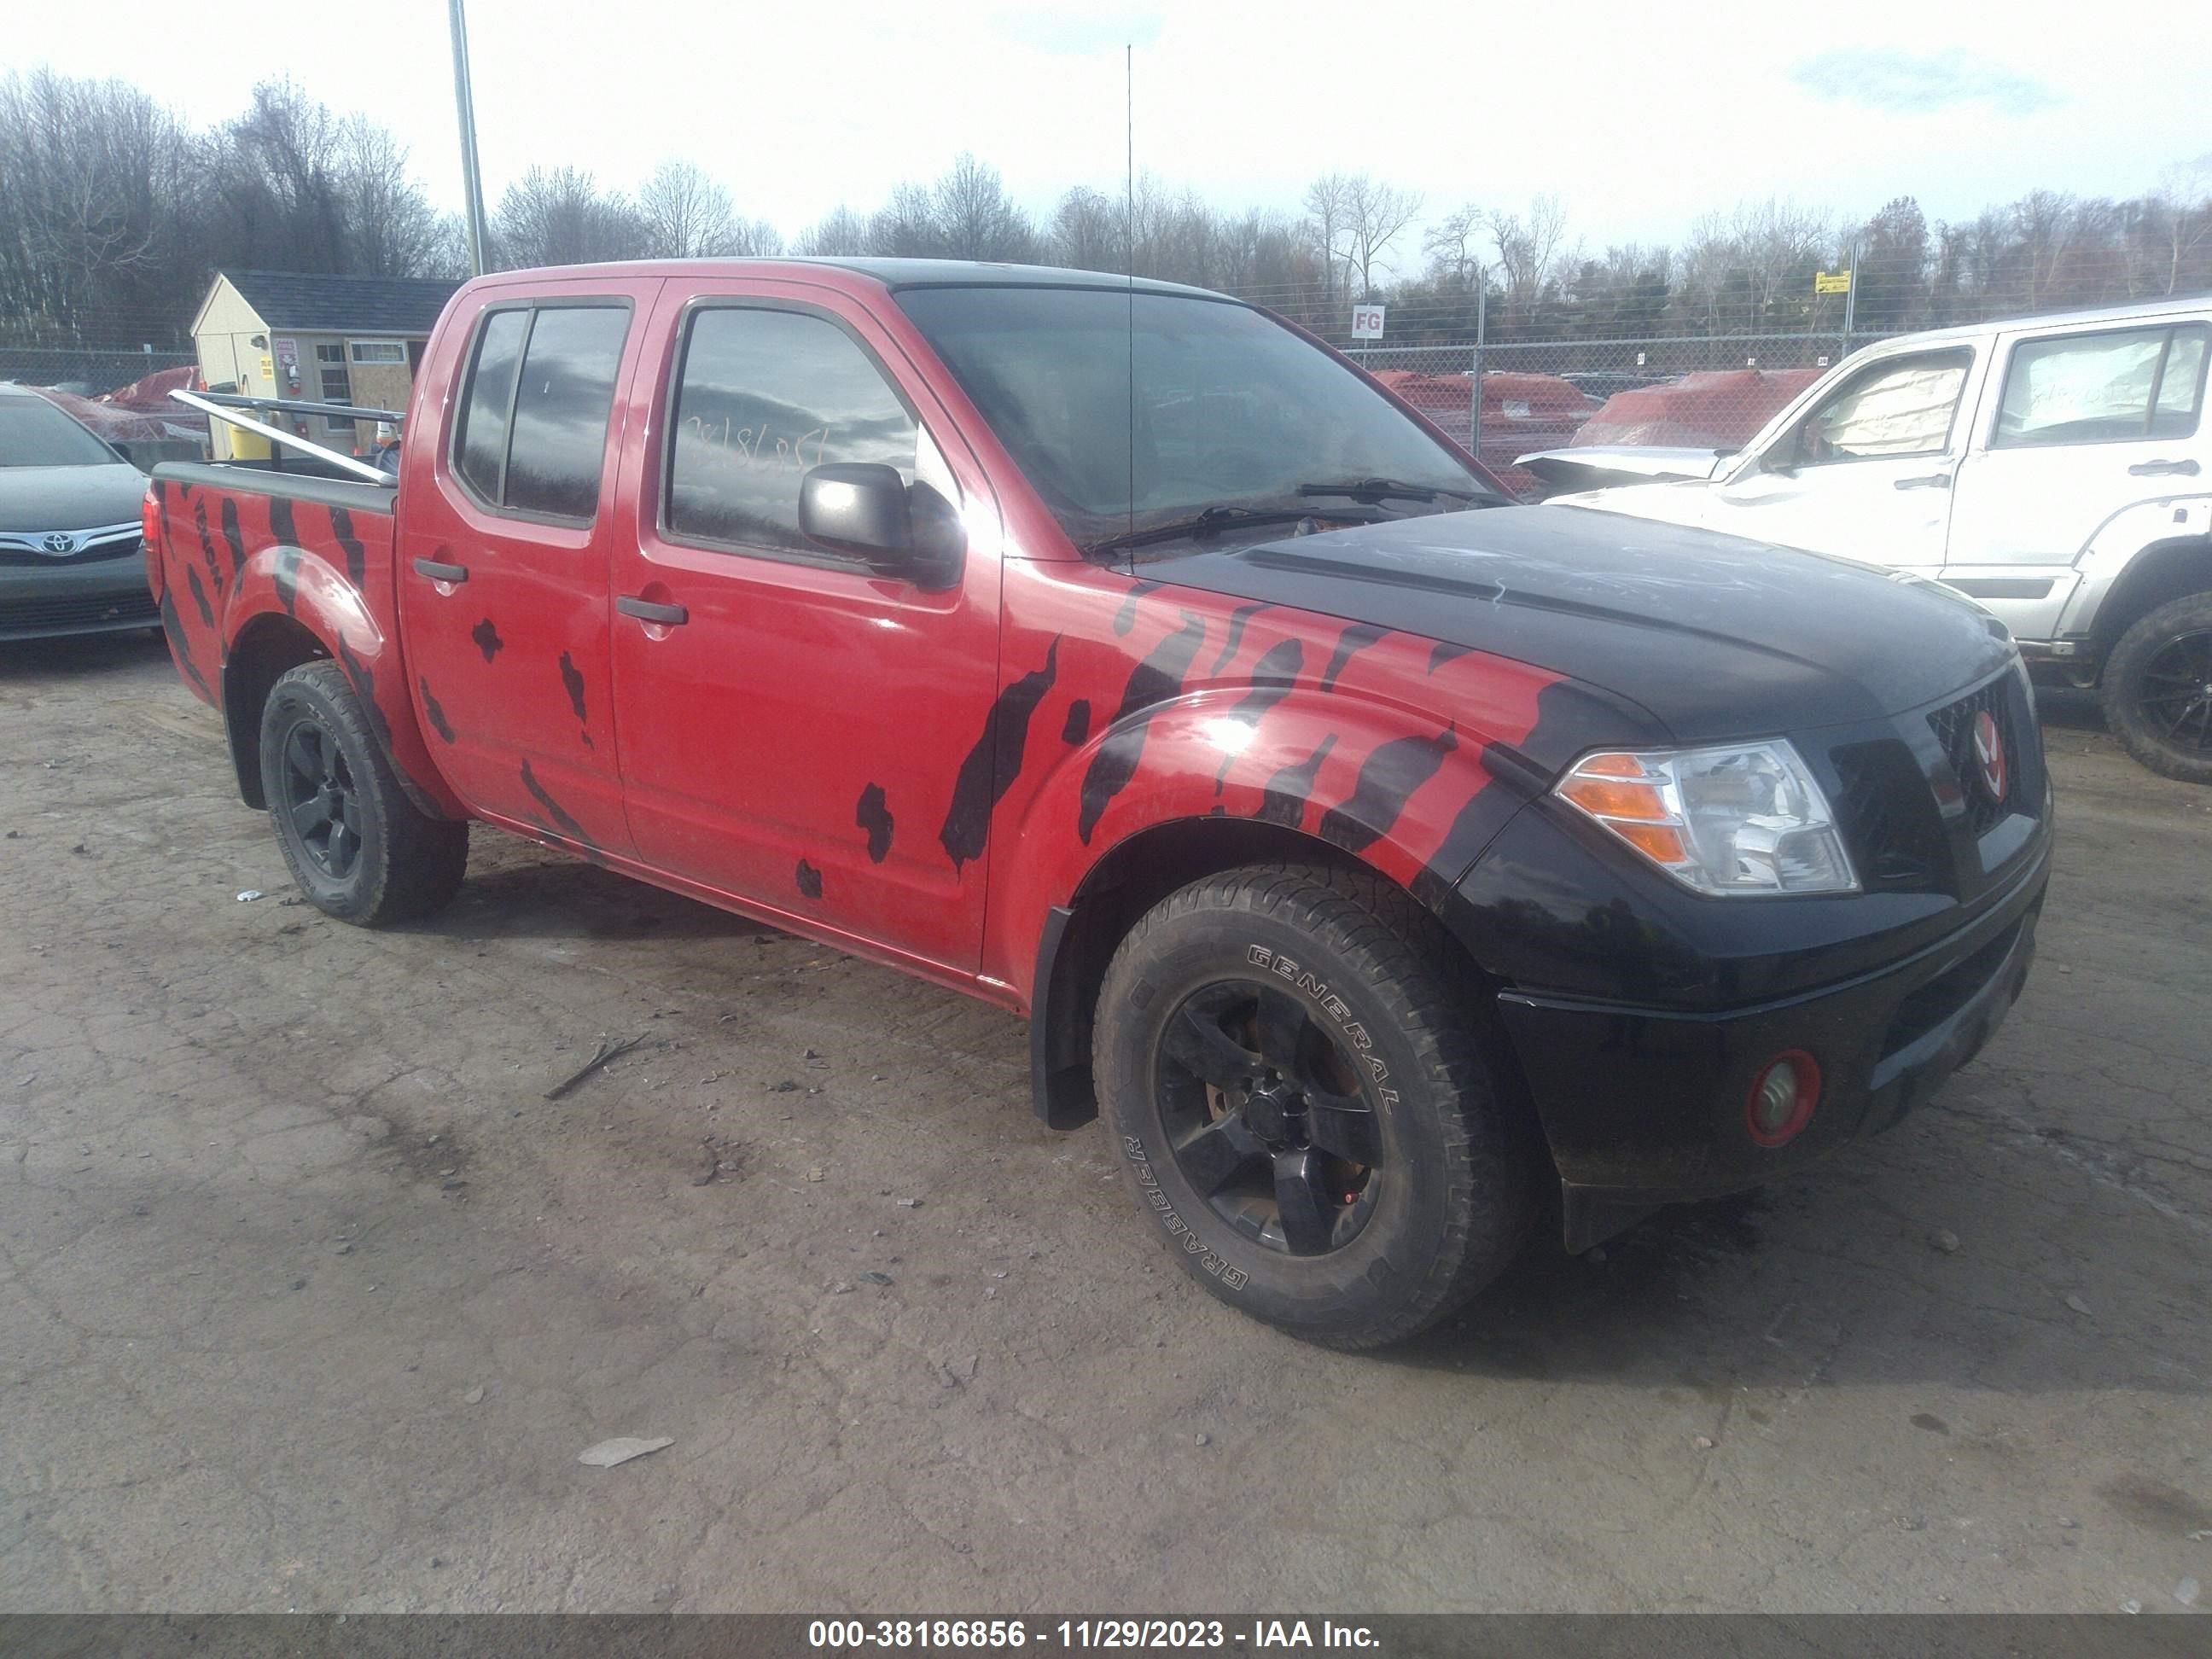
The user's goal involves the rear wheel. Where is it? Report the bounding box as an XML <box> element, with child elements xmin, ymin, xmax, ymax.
<box><xmin>258</xmin><ymin>661</ymin><xmax>468</xmax><ymax>924</ymax></box>
<box><xmin>1093</xmin><ymin>863</ymin><xmax>1535</xmax><ymax>1348</ymax></box>
<box><xmin>2102</xmin><ymin>591</ymin><xmax>2212</xmax><ymax>784</ymax></box>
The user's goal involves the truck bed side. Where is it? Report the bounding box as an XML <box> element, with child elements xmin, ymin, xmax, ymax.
<box><xmin>147</xmin><ymin>463</ymin><xmax>460</xmax><ymax>818</ymax></box>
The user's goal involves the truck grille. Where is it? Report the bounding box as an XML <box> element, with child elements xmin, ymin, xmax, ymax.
<box><xmin>1830</xmin><ymin>739</ymin><xmax>1949</xmax><ymax>892</ymax></box>
<box><xmin>0</xmin><ymin>590</ymin><xmax>160</xmax><ymax>633</ymax></box>
<box><xmin>1928</xmin><ymin>671</ymin><xmax>2040</xmax><ymax>841</ymax></box>
<box><xmin>1825</xmin><ymin>666</ymin><xmax>2045</xmax><ymax>899</ymax></box>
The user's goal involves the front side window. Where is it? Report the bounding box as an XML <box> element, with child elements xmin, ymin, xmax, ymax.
<box><xmin>894</xmin><ymin>286</ymin><xmax>1497</xmax><ymax>552</ymax></box>
<box><xmin>1995</xmin><ymin>324</ymin><xmax>2209</xmax><ymax>448</ymax></box>
<box><xmin>1780</xmin><ymin>351</ymin><xmax>1970</xmax><ymax>467</ymax></box>
<box><xmin>450</xmin><ymin>303</ymin><xmax>630</xmax><ymax>521</ymax></box>
<box><xmin>666</xmin><ymin>307</ymin><xmax>919</xmax><ymax>553</ymax></box>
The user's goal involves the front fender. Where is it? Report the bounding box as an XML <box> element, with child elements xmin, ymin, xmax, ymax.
<box><xmin>981</xmin><ymin>681</ymin><xmax>1542</xmax><ymax>998</ymax></box>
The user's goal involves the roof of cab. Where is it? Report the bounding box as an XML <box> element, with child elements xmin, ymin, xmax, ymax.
<box><xmin>1855</xmin><ymin>293</ymin><xmax>2212</xmax><ymax>352</ymax></box>
<box><xmin>466</xmin><ymin>256</ymin><xmax>1231</xmax><ymax>303</ymax></box>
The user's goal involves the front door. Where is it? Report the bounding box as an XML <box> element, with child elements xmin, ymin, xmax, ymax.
<box><xmin>607</xmin><ymin>278</ymin><xmax>1004</xmax><ymax>975</ymax></box>
<box><xmin>398</xmin><ymin>279</ymin><xmax>662</xmax><ymax>861</ymax></box>
<box><xmin>1697</xmin><ymin>345</ymin><xmax>1982</xmax><ymax>578</ymax></box>
<box><xmin>1945</xmin><ymin>319</ymin><xmax>2209</xmax><ymax>637</ymax></box>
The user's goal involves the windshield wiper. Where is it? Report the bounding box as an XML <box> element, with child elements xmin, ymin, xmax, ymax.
<box><xmin>1085</xmin><ymin>506</ymin><xmax>1323</xmax><ymax>558</ymax></box>
<box><xmin>1297</xmin><ymin>476</ymin><xmax>1500</xmax><ymax>505</ymax></box>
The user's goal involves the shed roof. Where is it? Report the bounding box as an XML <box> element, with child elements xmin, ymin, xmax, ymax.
<box><xmin>212</xmin><ymin>271</ymin><xmax>461</xmax><ymax>335</ymax></box>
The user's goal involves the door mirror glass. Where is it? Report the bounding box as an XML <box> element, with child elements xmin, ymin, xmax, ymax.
<box><xmin>800</xmin><ymin>465</ymin><xmax>963</xmax><ymax>589</ymax></box>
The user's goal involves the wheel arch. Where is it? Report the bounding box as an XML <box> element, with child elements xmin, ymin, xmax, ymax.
<box><xmin>1027</xmin><ymin>814</ymin><xmax>1511</xmax><ymax>1131</ymax></box>
<box><xmin>2083</xmin><ymin>532</ymin><xmax>2212</xmax><ymax>669</ymax></box>
<box><xmin>223</xmin><ymin>612</ymin><xmax>332</xmax><ymax>808</ymax></box>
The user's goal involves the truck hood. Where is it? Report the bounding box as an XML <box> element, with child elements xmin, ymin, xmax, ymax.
<box><xmin>0</xmin><ymin>463</ymin><xmax>148</xmax><ymax>532</ymax></box>
<box><xmin>1148</xmin><ymin>504</ymin><xmax>2015</xmax><ymax>758</ymax></box>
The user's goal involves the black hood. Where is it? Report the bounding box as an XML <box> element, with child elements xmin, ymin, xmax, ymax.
<box><xmin>1150</xmin><ymin>504</ymin><xmax>2016</xmax><ymax>754</ymax></box>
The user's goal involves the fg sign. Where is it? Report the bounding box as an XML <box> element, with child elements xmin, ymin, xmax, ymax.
<box><xmin>1350</xmin><ymin>305</ymin><xmax>1386</xmax><ymax>340</ymax></box>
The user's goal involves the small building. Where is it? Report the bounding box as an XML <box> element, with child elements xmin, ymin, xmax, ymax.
<box><xmin>190</xmin><ymin>271</ymin><xmax>461</xmax><ymax>459</ymax></box>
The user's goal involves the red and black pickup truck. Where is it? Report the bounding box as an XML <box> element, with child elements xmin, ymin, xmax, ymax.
<box><xmin>144</xmin><ymin>259</ymin><xmax>2051</xmax><ymax>1348</ymax></box>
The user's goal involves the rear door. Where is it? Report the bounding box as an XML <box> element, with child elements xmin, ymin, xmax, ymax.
<box><xmin>606</xmin><ymin>277</ymin><xmax>1004</xmax><ymax>974</ymax></box>
<box><xmin>1696</xmin><ymin>345</ymin><xmax>1982</xmax><ymax>576</ymax></box>
<box><xmin>1943</xmin><ymin>317</ymin><xmax>2210</xmax><ymax>637</ymax></box>
<box><xmin>399</xmin><ymin>278</ymin><xmax>661</xmax><ymax>859</ymax></box>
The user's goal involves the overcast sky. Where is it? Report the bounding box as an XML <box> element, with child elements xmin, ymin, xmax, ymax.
<box><xmin>14</xmin><ymin>0</ymin><xmax>2210</xmax><ymax>272</ymax></box>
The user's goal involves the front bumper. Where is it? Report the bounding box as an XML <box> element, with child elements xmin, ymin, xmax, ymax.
<box><xmin>0</xmin><ymin>550</ymin><xmax>158</xmax><ymax>642</ymax></box>
<box><xmin>1493</xmin><ymin>841</ymin><xmax>2048</xmax><ymax>1252</ymax></box>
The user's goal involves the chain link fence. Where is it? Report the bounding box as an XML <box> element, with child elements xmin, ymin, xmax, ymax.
<box><xmin>1349</xmin><ymin>332</ymin><xmax>1905</xmax><ymax>497</ymax></box>
<box><xmin>0</xmin><ymin>345</ymin><xmax>197</xmax><ymax>393</ymax></box>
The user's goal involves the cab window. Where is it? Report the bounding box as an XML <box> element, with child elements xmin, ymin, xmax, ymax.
<box><xmin>1994</xmin><ymin>323</ymin><xmax>2209</xmax><ymax>448</ymax></box>
<box><xmin>450</xmin><ymin>302</ymin><xmax>632</xmax><ymax>522</ymax></box>
<box><xmin>1777</xmin><ymin>350</ymin><xmax>1971</xmax><ymax>468</ymax></box>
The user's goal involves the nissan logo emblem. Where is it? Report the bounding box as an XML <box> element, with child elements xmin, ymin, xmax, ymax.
<box><xmin>41</xmin><ymin>531</ymin><xmax>79</xmax><ymax>556</ymax></box>
<box><xmin>1971</xmin><ymin>709</ymin><xmax>2009</xmax><ymax>805</ymax></box>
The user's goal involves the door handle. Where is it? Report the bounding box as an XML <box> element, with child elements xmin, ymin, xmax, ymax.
<box><xmin>411</xmin><ymin>556</ymin><xmax>469</xmax><ymax>583</ymax></box>
<box><xmin>2128</xmin><ymin>457</ymin><xmax>2201</xmax><ymax>477</ymax></box>
<box><xmin>1894</xmin><ymin>472</ymin><xmax>1951</xmax><ymax>491</ymax></box>
<box><xmin>617</xmin><ymin>596</ymin><xmax>689</xmax><ymax>627</ymax></box>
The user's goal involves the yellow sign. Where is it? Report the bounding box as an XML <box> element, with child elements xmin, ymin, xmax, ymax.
<box><xmin>1814</xmin><ymin>270</ymin><xmax>1853</xmax><ymax>295</ymax></box>
<box><xmin>259</xmin><ymin>355</ymin><xmax>276</xmax><ymax>381</ymax></box>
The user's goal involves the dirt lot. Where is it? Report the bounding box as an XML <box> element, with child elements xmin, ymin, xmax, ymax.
<box><xmin>2</xmin><ymin>633</ymin><xmax>2209</xmax><ymax>1615</ymax></box>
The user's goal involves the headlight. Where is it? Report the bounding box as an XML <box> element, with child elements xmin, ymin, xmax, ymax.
<box><xmin>1553</xmin><ymin>740</ymin><xmax>1858</xmax><ymax>896</ymax></box>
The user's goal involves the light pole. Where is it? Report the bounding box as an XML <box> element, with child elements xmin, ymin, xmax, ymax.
<box><xmin>446</xmin><ymin>0</ymin><xmax>492</xmax><ymax>276</ymax></box>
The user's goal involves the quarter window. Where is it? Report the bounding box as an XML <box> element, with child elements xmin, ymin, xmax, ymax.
<box><xmin>1782</xmin><ymin>350</ymin><xmax>1970</xmax><ymax>466</ymax></box>
<box><xmin>667</xmin><ymin>307</ymin><xmax>920</xmax><ymax>554</ymax></box>
<box><xmin>450</xmin><ymin>304</ymin><xmax>631</xmax><ymax>521</ymax></box>
<box><xmin>1994</xmin><ymin>323</ymin><xmax>2208</xmax><ymax>448</ymax></box>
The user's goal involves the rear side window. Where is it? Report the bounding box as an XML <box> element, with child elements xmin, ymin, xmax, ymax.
<box><xmin>666</xmin><ymin>307</ymin><xmax>918</xmax><ymax>553</ymax></box>
<box><xmin>1994</xmin><ymin>323</ymin><xmax>2209</xmax><ymax>448</ymax></box>
<box><xmin>451</xmin><ymin>303</ymin><xmax>631</xmax><ymax>521</ymax></box>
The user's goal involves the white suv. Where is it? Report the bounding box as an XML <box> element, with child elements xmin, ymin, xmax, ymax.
<box><xmin>1549</xmin><ymin>297</ymin><xmax>2212</xmax><ymax>782</ymax></box>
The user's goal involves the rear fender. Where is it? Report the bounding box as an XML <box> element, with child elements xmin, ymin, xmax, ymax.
<box><xmin>164</xmin><ymin>482</ymin><xmax>463</xmax><ymax>819</ymax></box>
<box><xmin>2058</xmin><ymin>493</ymin><xmax>2212</xmax><ymax>639</ymax></box>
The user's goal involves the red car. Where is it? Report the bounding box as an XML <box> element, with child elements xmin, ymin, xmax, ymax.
<box><xmin>146</xmin><ymin>260</ymin><xmax>2048</xmax><ymax>1347</ymax></box>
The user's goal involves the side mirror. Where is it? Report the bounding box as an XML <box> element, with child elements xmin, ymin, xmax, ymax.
<box><xmin>799</xmin><ymin>463</ymin><xmax>963</xmax><ymax>590</ymax></box>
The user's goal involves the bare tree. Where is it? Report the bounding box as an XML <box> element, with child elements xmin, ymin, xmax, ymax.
<box><xmin>638</xmin><ymin>160</ymin><xmax>736</xmax><ymax>258</ymax></box>
<box><xmin>1487</xmin><ymin>193</ymin><xmax>1575</xmax><ymax>320</ymax></box>
<box><xmin>492</xmin><ymin>166</ymin><xmax>649</xmax><ymax>269</ymax></box>
<box><xmin>1422</xmin><ymin>202</ymin><xmax>1486</xmax><ymax>285</ymax></box>
<box><xmin>1342</xmin><ymin>175</ymin><xmax>1423</xmax><ymax>300</ymax></box>
<box><xmin>336</xmin><ymin>118</ymin><xmax>446</xmax><ymax>276</ymax></box>
<box><xmin>1050</xmin><ymin>186</ymin><xmax>1120</xmax><ymax>273</ymax></box>
<box><xmin>1301</xmin><ymin>172</ymin><xmax>1354</xmax><ymax>307</ymax></box>
<box><xmin>795</xmin><ymin>206</ymin><xmax>870</xmax><ymax>257</ymax></box>
<box><xmin>931</xmin><ymin>153</ymin><xmax>1038</xmax><ymax>262</ymax></box>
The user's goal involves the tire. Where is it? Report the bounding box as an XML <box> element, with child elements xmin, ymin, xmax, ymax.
<box><xmin>258</xmin><ymin>661</ymin><xmax>469</xmax><ymax>924</ymax></box>
<box><xmin>2100</xmin><ymin>591</ymin><xmax>2212</xmax><ymax>785</ymax></box>
<box><xmin>1092</xmin><ymin>863</ymin><xmax>1536</xmax><ymax>1349</ymax></box>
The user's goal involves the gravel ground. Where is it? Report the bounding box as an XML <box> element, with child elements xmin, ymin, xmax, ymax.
<box><xmin>1</xmin><ymin>635</ymin><xmax>2208</xmax><ymax>1615</ymax></box>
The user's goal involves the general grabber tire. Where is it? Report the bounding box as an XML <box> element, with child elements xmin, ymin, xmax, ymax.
<box><xmin>258</xmin><ymin>661</ymin><xmax>469</xmax><ymax>925</ymax></box>
<box><xmin>2101</xmin><ymin>591</ymin><xmax>2212</xmax><ymax>785</ymax></box>
<box><xmin>1093</xmin><ymin>863</ymin><xmax>1537</xmax><ymax>1348</ymax></box>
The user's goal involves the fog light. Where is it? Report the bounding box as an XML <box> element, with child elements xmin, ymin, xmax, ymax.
<box><xmin>1745</xmin><ymin>1051</ymin><xmax>1819</xmax><ymax>1147</ymax></box>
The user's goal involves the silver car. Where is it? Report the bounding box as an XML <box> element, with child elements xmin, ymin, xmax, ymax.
<box><xmin>1</xmin><ymin>386</ymin><xmax>160</xmax><ymax>642</ymax></box>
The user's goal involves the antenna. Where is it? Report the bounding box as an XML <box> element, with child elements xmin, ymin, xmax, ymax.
<box><xmin>1125</xmin><ymin>42</ymin><xmax>1136</xmax><ymax>571</ymax></box>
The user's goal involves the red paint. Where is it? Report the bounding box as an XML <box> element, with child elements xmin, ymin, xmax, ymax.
<box><xmin>147</xmin><ymin>261</ymin><xmax>1555</xmax><ymax>1015</ymax></box>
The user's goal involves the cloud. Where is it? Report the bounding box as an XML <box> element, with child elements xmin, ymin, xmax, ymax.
<box><xmin>991</xmin><ymin>9</ymin><xmax>1164</xmax><ymax>55</ymax></box>
<box><xmin>1788</xmin><ymin>47</ymin><xmax>2063</xmax><ymax>117</ymax></box>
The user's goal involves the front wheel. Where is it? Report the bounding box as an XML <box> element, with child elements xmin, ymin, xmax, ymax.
<box><xmin>1092</xmin><ymin>864</ymin><xmax>1535</xmax><ymax>1349</ymax></box>
<box><xmin>2101</xmin><ymin>591</ymin><xmax>2212</xmax><ymax>784</ymax></box>
<box><xmin>258</xmin><ymin>661</ymin><xmax>469</xmax><ymax>924</ymax></box>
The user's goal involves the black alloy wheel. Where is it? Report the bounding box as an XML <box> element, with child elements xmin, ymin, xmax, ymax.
<box><xmin>2133</xmin><ymin>627</ymin><xmax>2212</xmax><ymax>754</ymax></box>
<box><xmin>1156</xmin><ymin>978</ymin><xmax>1381</xmax><ymax>1257</ymax></box>
<box><xmin>276</xmin><ymin>714</ymin><xmax>364</xmax><ymax>880</ymax></box>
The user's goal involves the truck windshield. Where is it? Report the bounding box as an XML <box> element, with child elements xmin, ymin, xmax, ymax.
<box><xmin>894</xmin><ymin>286</ymin><xmax>1500</xmax><ymax>555</ymax></box>
<box><xmin>0</xmin><ymin>399</ymin><xmax>119</xmax><ymax>469</ymax></box>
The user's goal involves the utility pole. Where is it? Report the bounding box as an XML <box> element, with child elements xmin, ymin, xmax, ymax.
<box><xmin>1840</xmin><ymin>236</ymin><xmax>1860</xmax><ymax>359</ymax></box>
<box><xmin>447</xmin><ymin>0</ymin><xmax>492</xmax><ymax>276</ymax></box>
